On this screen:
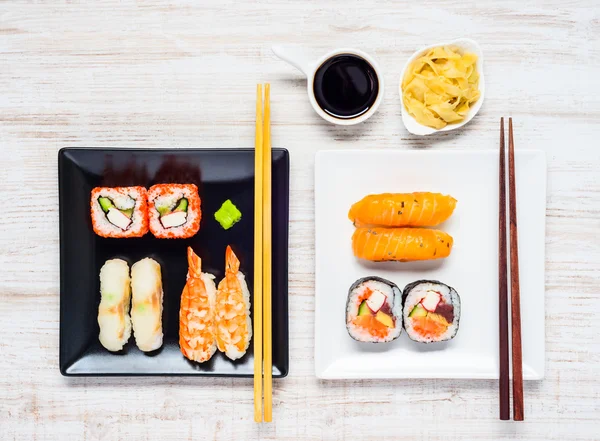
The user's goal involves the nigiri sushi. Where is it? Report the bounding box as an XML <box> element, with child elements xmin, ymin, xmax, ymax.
<box><xmin>179</xmin><ymin>247</ymin><xmax>218</xmax><ymax>363</ymax></box>
<box><xmin>98</xmin><ymin>259</ymin><xmax>132</xmax><ymax>351</ymax></box>
<box><xmin>147</xmin><ymin>184</ymin><xmax>201</xmax><ymax>239</ymax></box>
<box><xmin>131</xmin><ymin>257</ymin><xmax>164</xmax><ymax>352</ymax></box>
<box><xmin>349</xmin><ymin>192</ymin><xmax>457</xmax><ymax>227</ymax></box>
<box><xmin>214</xmin><ymin>246</ymin><xmax>252</xmax><ymax>360</ymax></box>
<box><xmin>352</xmin><ymin>227</ymin><xmax>453</xmax><ymax>262</ymax></box>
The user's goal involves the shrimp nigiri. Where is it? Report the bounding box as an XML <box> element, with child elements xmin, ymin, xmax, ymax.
<box><xmin>349</xmin><ymin>192</ymin><xmax>457</xmax><ymax>227</ymax></box>
<box><xmin>214</xmin><ymin>246</ymin><xmax>252</xmax><ymax>360</ymax></box>
<box><xmin>179</xmin><ymin>247</ymin><xmax>217</xmax><ymax>363</ymax></box>
<box><xmin>352</xmin><ymin>227</ymin><xmax>453</xmax><ymax>262</ymax></box>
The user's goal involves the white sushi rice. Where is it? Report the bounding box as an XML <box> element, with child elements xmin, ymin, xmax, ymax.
<box><xmin>152</xmin><ymin>192</ymin><xmax>181</xmax><ymax>213</ymax></box>
<box><xmin>91</xmin><ymin>187</ymin><xmax>147</xmax><ymax>236</ymax></box>
<box><xmin>111</xmin><ymin>194</ymin><xmax>135</xmax><ymax>210</ymax></box>
<box><xmin>346</xmin><ymin>278</ymin><xmax>403</xmax><ymax>343</ymax></box>
<box><xmin>222</xmin><ymin>271</ymin><xmax>252</xmax><ymax>360</ymax></box>
<box><xmin>403</xmin><ymin>281</ymin><xmax>461</xmax><ymax>343</ymax></box>
<box><xmin>147</xmin><ymin>185</ymin><xmax>200</xmax><ymax>237</ymax></box>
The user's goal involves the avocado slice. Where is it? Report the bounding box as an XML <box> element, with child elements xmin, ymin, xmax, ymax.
<box><xmin>408</xmin><ymin>304</ymin><xmax>428</xmax><ymax>318</ymax></box>
<box><xmin>156</xmin><ymin>203</ymin><xmax>171</xmax><ymax>217</ymax></box>
<box><xmin>174</xmin><ymin>198</ymin><xmax>188</xmax><ymax>212</ymax></box>
<box><xmin>375</xmin><ymin>311</ymin><xmax>394</xmax><ymax>328</ymax></box>
<box><xmin>358</xmin><ymin>301</ymin><xmax>370</xmax><ymax>316</ymax></box>
<box><xmin>121</xmin><ymin>208</ymin><xmax>134</xmax><ymax>218</ymax></box>
<box><xmin>98</xmin><ymin>197</ymin><xmax>114</xmax><ymax>213</ymax></box>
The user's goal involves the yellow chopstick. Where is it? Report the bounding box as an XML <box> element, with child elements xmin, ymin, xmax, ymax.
<box><xmin>253</xmin><ymin>84</ymin><xmax>264</xmax><ymax>423</ymax></box>
<box><xmin>262</xmin><ymin>83</ymin><xmax>273</xmax><ymax>422</ymax></box>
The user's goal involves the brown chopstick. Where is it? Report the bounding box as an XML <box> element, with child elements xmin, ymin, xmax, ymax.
<box><xmin>508</xmin><ymin>117</ymin><xmax>524</xmax><ymax>421</ymax></box>
<box><xmin>498</xmin><ymin>117</ymin><xmax>510</xmax><ymax>420</ymax></box>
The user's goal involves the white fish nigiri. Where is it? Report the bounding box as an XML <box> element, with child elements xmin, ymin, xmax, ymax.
<box><xmin>98</xmin><ymin>259</ymin><xmax>132</xmax><ymax>351</ymax></box>
<box><xmin>131</xmin><ymin>257</ymin><xmax>164</xmax><ymax>352</ymax></box>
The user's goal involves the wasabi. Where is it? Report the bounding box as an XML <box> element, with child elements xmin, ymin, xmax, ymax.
<box><xmin>214</xmin><ymin>199</ymin><xmax>242</xmax><ymax>230</ymax></box>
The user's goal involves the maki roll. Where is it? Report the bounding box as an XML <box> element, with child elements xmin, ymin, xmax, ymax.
<box><xmin>346</xmin><ymin>277</ymin><xmax>402</xmax><ymax>343</ymax></box>
<box><xmin>90</xmin><ymin>186</ymin><xmax>149</xmax><ymax>238</ymax></box>
<box><xmin>147</xmin><ymin>184</ymin><xmax>201</xmax><ymax>239</ymax></box>
<box><xmin>403</xmin><ymin>280</ymin><xmax>460</xmax><ymax>343</ymax></box>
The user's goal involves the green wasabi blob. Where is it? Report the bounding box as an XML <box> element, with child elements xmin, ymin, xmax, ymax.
<box><xmin>214</xmin><ymin>199</ymin><xmax>242</xmax><ymax>230</ymax></box>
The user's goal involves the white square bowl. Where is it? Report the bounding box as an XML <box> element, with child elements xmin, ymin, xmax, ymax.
<box><xmin>314</xmin><ymin>150</ymin><xmax>546</xmax><ymax>379</ymax></box>
<box><xmin>400</xmin><ymin>38</ymin><xmax>485</xmax><ymax>136</ymax></box>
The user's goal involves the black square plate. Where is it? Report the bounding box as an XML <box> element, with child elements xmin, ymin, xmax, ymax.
<box><xmin>59</xmin><ymin>148</ymin><xmax>289</xmax><ymax>377</ymax></box>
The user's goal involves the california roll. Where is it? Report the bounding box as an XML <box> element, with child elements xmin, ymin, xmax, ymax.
<box><xmin>90</xmin><ymin>186</ymin><xmax>148</xmax><ymax>238</ymax></box>
<box><xmin>147</xmin><ymin>184</ymin><xmax>201</xmax><ymax>239</ymax></box>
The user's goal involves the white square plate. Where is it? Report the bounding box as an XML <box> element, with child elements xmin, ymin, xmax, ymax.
<box><xmin>315</xmin><ymin>150</ymin><xmax>546</xmax><ymax>379</ymax></box>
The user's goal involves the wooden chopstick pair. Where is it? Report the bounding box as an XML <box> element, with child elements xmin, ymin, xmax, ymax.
<box><xmin>498</xmin><ymin>117</ymin><xmax>524</xmax><ymax>421</ymax></box>
<box><xmin>253</xmin><ymin>83</ymin><xmax>273</xmax><ymax>423</ymax></box>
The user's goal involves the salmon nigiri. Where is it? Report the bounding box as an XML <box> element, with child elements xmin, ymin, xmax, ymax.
<box><xmin>179</xmin><ymin>247</ymin><xmax>218</xmax><ymax>363</ymax></box>
<box><xmin>214</xmin><ymin>246</ymin><xmax>252</xmax><ymax>360</ymax></box>
<box><xmin>352</xmin><ymin>227</ymin><xmax>453</xmax><ymax>262</ymax></box>
<box><xmin>349</xmin><ymin>192</ymin><xmax>457</xmax><ymax>227</ymax></box>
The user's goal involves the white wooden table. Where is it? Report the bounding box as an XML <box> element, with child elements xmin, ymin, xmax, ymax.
<box><xmin>1</xmin><ymin>1</ymin><xmax>599</xmax><ymax>440</ymax></box>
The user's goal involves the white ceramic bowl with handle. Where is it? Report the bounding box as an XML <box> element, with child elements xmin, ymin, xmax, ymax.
<box><xmin>272</xmin><ymin>45</ymin><xmax>385</xmax><ymax>126</ymax></box>
<box><xmin>400</xmin><ymin>38</ymin><xmax>485</xmax><ymax>136</ymax></box>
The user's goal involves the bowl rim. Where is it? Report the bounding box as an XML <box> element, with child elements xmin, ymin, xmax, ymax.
<box><xmin>399</xmin><ymin>38</ymin><xmax>485</xmax><ymax>136</ymax></box>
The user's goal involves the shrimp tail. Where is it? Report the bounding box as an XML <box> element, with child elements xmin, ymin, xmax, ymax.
<box><xmin>225</xmin><ymin>245</ymin><xmax>240</xmax><ymax>274</ymax></box>
<box><xmin>187</xmin><ymin>247</ymin><xmax>202</xmax><ymax>278</ymax></box>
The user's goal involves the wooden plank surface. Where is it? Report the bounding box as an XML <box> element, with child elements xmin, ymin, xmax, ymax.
<box><xmin>1</xmin><ymin>1</ymin><xmax>599</xmax><ymax>440</ymax></box>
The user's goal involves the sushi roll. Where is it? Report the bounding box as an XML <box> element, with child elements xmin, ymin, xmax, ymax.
<box><xmin>90</xmin><ymin>186</ymin><xmax>149</xmax><ymax>238</ymax></box>
<box><xmin>214</xmin><ymin>246</ymin><xmax>252</xmax><ymax>360</ymax></box>
<box><xmin>147</xmin><ymin>184</ymin><xmax>201</xmax><ymax>239</ymax></box>
<box><xmin>131</xmin><ymin>257</ymin><xmax>164</xmax><ymax>352</ymax></box>
<box><xmin>97</xmin><ymin>259</ymin><xmax>132</xmax><ymax>351</ymax></box>
<box><xmin>403</xmin><ymin>280</ymin><xmax>461</xmax><ymax>343</ymax></box>
<box><xmin>346</xmin><ymin>277</ymin><xmax>402</xmax><ymax>343</ymax></box>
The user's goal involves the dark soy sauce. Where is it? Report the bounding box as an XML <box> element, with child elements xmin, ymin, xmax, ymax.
<box><xmin>313</xmin><ymin>54</ymin><xmax>379</xmax><ymax>119</ymax></box>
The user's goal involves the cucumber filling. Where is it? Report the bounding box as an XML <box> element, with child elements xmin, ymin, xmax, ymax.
<box><xmin>409</xmin><ymin>304</ymin><xmax>428</xmax><ymax>318</ymax></box>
